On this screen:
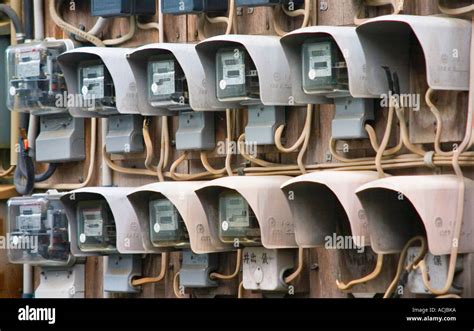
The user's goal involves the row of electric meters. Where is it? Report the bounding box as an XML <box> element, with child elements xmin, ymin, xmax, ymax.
<box><xmin>5</xmin><ymin>14</ymin><xmax>471</xmax><ymax>164</ymax></box>
<box><xmin>6</xmin><ymin>171</ymin><xmax>473</xmax><ymax>298</ymax></box>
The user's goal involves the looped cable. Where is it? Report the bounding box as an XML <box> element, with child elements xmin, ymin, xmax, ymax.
<box><xmin>354</xmin><ymin>0</ymin><xmax>404</xmax><ymax>26</ymax></box>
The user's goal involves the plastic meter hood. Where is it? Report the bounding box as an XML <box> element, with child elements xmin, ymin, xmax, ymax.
<box><xmin>280</xmin><ymin>26</ymin><xmax>375</xmax><ymax>104</ymax></box>
<box><xmin>195</xmin><ymin>176</ymin><xmax>298</xmax><ymax>249</ymax></box>
<box><xmin>356</xmin><ymin>15</ymin><xmax>471</xmax><ymax>94</ymax></box>
<box><xmin>196</xmin><ymin>34</ymin><xmax>293</xmax><ymax>109</ymax></box>
<box><xmin>61</xmin><ymin>187</ymin><xmax>147</xmax><ymax>257</ymax></box>
<box><xmin>58</xmin><ymin>47</ymin><xmax>140</xmax><ymax>118</ymax></box>
<box><xmin>127</xmin><ymin>182</ymin><xmax>234</xmax><ymax>254</ymax></box>
<box><xmin>281</xmin><ymin>171</ymin><xmax>381</xmax><ymax>248</ymax></box>
<box><xmin>356</xmin><ymin>175</ymin><xmax>474</xmax><ymax>256</ymax></box>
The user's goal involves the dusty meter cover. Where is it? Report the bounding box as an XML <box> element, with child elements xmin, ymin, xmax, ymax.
<box><xmin>216</xmin><ymin>47</ymin><xmax>260</xmax><ymax>103</ymax></box>
<box><xmin>161</xmin><ymin>0</ymin><xmax>228</xmax><ymax>14</ymax></box>
<box><xmin>149</xmin><ymin>197</ymin><xmax>190</xmax><ymax>249</ymax></box>
<box><xmin>6</xmin><ymin>39</ymin><xmax>73</xmax><ymax>115</ymax></box>
<box><xmin>76</xmin><ymin>200</ymin><xmax>117</xmax><ymax>254</ymax></box>
<box><xmin>147</xmin><ymin>54</ymin><xmax>188</xmax><ymax>110</ymax></box>
<box><xmin>78</xmin><ymin>60</ymin><xmax>116</xmax><ymax>115</ymax></box>
<box><xmin>7</xmin><ymin>193</ymin><xmax>74</xmax><ymax>267</ymax></box>
<box><xmin>302</xmin><ymin>38</ymin><xmax>348</xmax><ymax>96</ymax></box>
<box><xmin>218</xmin><ymin>191</ymin><xmax>260</xmax><ymax>246</ymax></box>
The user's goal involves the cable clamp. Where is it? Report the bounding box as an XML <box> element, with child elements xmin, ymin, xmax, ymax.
<box><xmin>423</xmin><ymin>151</ymin><xmax>436</xmax><ymax>169</ymax></box>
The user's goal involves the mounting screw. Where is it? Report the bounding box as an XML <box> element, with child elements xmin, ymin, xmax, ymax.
<box><xmin>310</xmin><ymin>263</ymin><xmax>319</xmax><ymax>271</ymax></box>
<box><xmin>236</xmin><ymin>7</ymin><xmax>243</xmax><ymax>16</ymax></box>
<box><xmin>319</xmin><ymin>1</ymin><xmax>328</xmax><ymax>11</ymax></box>
<box><xmin>247</xmin><ymin>7</ymin><xmax>254</xmax><ymax>14</ymax></box>
<box><xmin>176</xmin><ymin>32</ymin><xmax>180</xmax><ymax>40</ymax></box>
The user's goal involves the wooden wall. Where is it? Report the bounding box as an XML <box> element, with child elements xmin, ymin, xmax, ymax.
<box><xmin>1</xmin><ymin>0</ymin><xmax>473</xmax><ymax>298</ymax></box>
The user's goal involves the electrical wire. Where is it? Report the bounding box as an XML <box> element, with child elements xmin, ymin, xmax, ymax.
<box><xmin>157</xmin><ymin>116</ymin><xmax>170</xmax><ymax>182</ymax></box>
<box><xmin>354</xmin><ymin>0</ymin><xmax>404</xmax><ymax>26</ymax></box>
<box><xmin>336</xmin><ymin>254</ymin><xmax>384</xmax><ymax>291</ymax></box>
<box><xmin>103</xmin><ymin>145</ymin><xmax>157</xmax><ymax>177</ymax></box>
<box><xmin>376</xmin><ymin>105</ymin><xmax>396</xmax><ymax>177</ymax></box>
<box><xmin>438</xmin><ymin>1</ymin><xmax>474</xmax><ymax>16</ymax></box>
<box><xmin>284</xmin><ymin>248</ymin><xmax>304</xmax><ymax>284</ymax></box>
<box><xmin>237</xmin><ymin>280</ymin><xmax>245</xmax><ymax>299</ymax></box>
<box><xmin>272</xmin><ymin>0</ymin><xmax>312</xmax><ymax>37</ymax></box>
<box><xmin>102</xmin><ymin>16</ymin><xmax>136</xmax><ymax>46</ymax></box>
<box><xmin>0</xmin><ymin>4</ymin><xmax>24</xmax><ymax>42</ymax></box>
<box><xmin>49</xmin><ymin>0</ymin><xmax>105</xmax><ymax>47</ymax></box>
<box><xmin>426</xmin><ymin>88</ymin><xmax>454</xmax><ymax>157</ymax></box>
<box><xmin>131</xmin><ymin>253</ymin><xmax>169</xmax><ymax>286</ymax></box>
<box><xmin>35</xmin><ymin>118</ymin><xmax>98</xmax><ymax>190</ymax></box>
<box><xmin>383</xmin><ymin>236</ymin><xmax>427</xmax><ymax>299</ymax></box>
<box><xmin>210</xmin><ymin>249</ymin><xmax>242</xmax><ymax>281</ymax></box>
<box><xmin>0</xmin><ymin>165</ymin><xmax>15</xmax><ymax>178</ymax></box>
<box><xmin>197</xmin><ymin>0</ymin><xmax>236</xmax><ymax>40</ymax></box>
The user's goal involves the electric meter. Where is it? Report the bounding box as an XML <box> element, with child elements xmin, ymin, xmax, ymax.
<box><xmin>149</xmin><ymin>198</ymin><xmax>189</xmax><ymax>248</ymax></box>
<box><xmin>216</xmin><ymin>47</ymin><xmax>260</xmax><ymax>102</ymax></box>
<box><xmin>236</xmin><ymin>0</ymin><xmax>304</xmax><ymax>7</ymax></box>
<box><xmin>78</xmin><ymin>60</ymin><xmax>116</xmax><ymax>115</ymax></box>
<box><xmin>6</xmin><ymin>39</ymin><xmax>73</xmax><ymax>115</ymax></box>
<box><xmin>76</xmin><ymin>200</ymin><xmax>117</xmax><ymax>253</ymax></box>
<box><xmin>147</xmin><ymin>54</ymin><xmax>188</xmax><ymax>109</ymax></box>
<box><xmin>7</xmin><ymin>194</ymin><xmax>73</xmax><ymax>267</ymax></box>
<box><xmin>161</xmin><ymin>0</ymin><xmax>228</xmax><ymax>15</ymax></box>
<box><xmin>301</xmin><ymin>38</ymin><xmax>348</xmax><ymax>95</ymax></box>
<box><xmin>91</xmin><ymin>0</ymin><xmax>157</xmax><ymax>17</ymax></box>
<box><xmin>218</xmin><ymin>191</ymin><xmax>260</xmax><ymax>245</ymax></box>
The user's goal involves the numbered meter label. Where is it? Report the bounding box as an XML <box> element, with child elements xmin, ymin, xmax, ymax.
<box><xmin>80</xmin><ymin>65</ymin><xmax>105</xmax><ymax>100</ymax></box>
<box><xmin>220</xmin><ymin>50</ymin><xmax>245</xmax><ymax>89</ymax></box>
<box><xmin>222</xmin><ymin>196</ymin><xmax>250</xmax><ymax>230</ymax></box>
<box><xmin>151</xmin><ymin>60</ymin><xmax>176</xmax><ymax>97</ymax></box>
<box><xmin>16</xmin><ymin>50</ymin><xmax>41</xmax><ymax>78</ymax></box>
<box><xmin>83</xmin><ymin>208</ymin><xmax>104</xmax><ymax>237</ymax></box>
<box><xmin>307</xmin><ymin>42</ymin><xmax>332</xmax><ymax>79</ymax></box>
<box><xmin>18</xmin><ymin>204</ymin><xmax>42</xmax><ymax>231</ymax></box>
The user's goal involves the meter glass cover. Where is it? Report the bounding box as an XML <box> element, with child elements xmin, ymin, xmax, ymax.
<box><xmin>216</xmin><ymin>47</ymin><xmax>260</xmax><ymax>102</ymax></box>
<box><xmin>218</xmin><ymin>191</ymin><xmax>260</xmax><ymax>245</ymax></box>
<box><xmin>6</xmin><ymin>40</ymin><xmax>71</xmax><ymax>115</ymax></box>
<box><xmin>149</xmin><ymin>198</ymin><xmax>189</xmax><ymax>248</ymax></box>
<box><xmin>147</xmin><ymin>54</ymin><xmax>188</xmax><ymax>109</ymax></box>
<box><xmin>77</xmin><ymin>200</ymin><xmax>117</xmax><ymax>253</ymax></box>
<box><xmin>302</xmin><ymin>38</ymin><xmax>348</xmax><ymax>95</ymax></box>
<box><xmin>78</xmin><ymin>60</ymin><xmax>116</xmax><ymax>114</ymax></box>
<box><xmin>7</xmin><ymin>196</ymin><xmax>72</xmax><ymax>266</ymax></box>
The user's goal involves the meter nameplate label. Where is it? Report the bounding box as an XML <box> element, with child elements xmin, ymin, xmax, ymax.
<box><xmin>81</xmin><ymin>65</ymin><xmax>105</xmax><ymax>100</ymax></box>
<box><xmin>152</xmin><ymin>200</ymin><xmax>178</xmax><ymax>232</ymax></box>
<box><xmin>18</xmin><ymin>204</ymin><xmax>42</xmax><ymax>231</ymax></box>
<box><xmin>83</xmin><ymin>208</ymin><xmax>103</xmax><ymax>237</ymax></box>
<box><xmin>151</xmin><ymin>60</ymin><xmax>176</xmax><ymax>96</ymax></box>
<box><xmin>221</xmin><ymin>51</ymin><xmax>245</xmax><ymax>87</ymax></box>
<box><xmin>17</xmin><ymin>50</ymin><xmax>41</xmax><ymax>78</ymax></box>
<box><xmin>308</xmin><ymin>42</ymin><xmax>332</xmax><ymax>79</ymax></box>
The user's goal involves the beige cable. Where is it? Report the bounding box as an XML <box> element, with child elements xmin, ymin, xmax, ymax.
<box><xmin>143</xmin><ymin>119</ymin><xmax>158</xmax><ymax>172</ymax></box>
<box><xmin>284</xmin><ymin>248</ymin><xmax>304</xmax><ymax>284</ymax></box>
<box><xmin>0</xmin><ymin>165</ymin><xmax>15</xmax><ymax>178</ymax></box>
<box><xmin>49</xmin><ymin>0</ymin><xmax>105</xmax><ymax>46</ymax></box>
<box><xmin>365</xmin><ymin>123</ymin><xmax>403</xmax><ymax>156</ymax></box>
<box><xmin>383</xmin><ymin>236</ymin><xmax>427</xmax><ymax>299</ymax></box>
<box><xmin>210</xmin><ymin>249</ymin><xmax>242</xmax><ymax>281</ymax></box>
<box><xmin>103</xmin><ymin>145</ymin><xmax>157</xmax><ymax>177</ymax></box>
<box><xmin>35</xmin><ymin>118</ymin><xmax>98</xmax><ymax>190</ymax></box>
<box><xmin>426</xmin><ymin>88</ymin><xmax>454</xmax><ymax>157</ymax></box>
<box><xmin>354</xmin><ymin>0</ymin><xmax>404</xmax><ymax>26</ymax></box>
<box><xmin>273</xmin><ymin>0</ymin><xmax>312</xmax><ymax>37</ymax></box>
<box><xmin>394</xmin><ymin>106</ymin><xmax>426</xmax><ymax>156</ymax></box>
<box><xmin>173</xmin><ymin>271</ymin><xmax>186</xmax><ymax>298</ymax></box>
<box><xmin>103</xmin><ymin>16</ymin><xmax>136</xmax><ymax>46</ymax></box>
<box><xmin>157</xmin><ymin>116</ymin><xmax>170</xmax><ymax>182</ymax></box>
<box><xmin>438</xmin><ymin>1</ymin><xmax>474</xmax><ymax>16</ymax></box>
<box><xmin>237</xmin><ymin>280</ymin><xmax>245</xmax><ymax>299</ymax></box>
<box><xmin>376</xmin><ymin>105</ymin><xmax>395</xmax><ymax>177</ymax></box>
<box><xmin>131</xmin><ymin>253</ymin><xmax>169</xmax><ymax>286</ymax></box>
<box><xmin>436</xmin><ymin>294</ymin><xmax>462</xmax><ymax>299</ymax></box>
<box><xmin>275</xmin><ymin>105</ymin><xmax>313</xmax><ymax>153</ymax></box>
<box><xmin>198</xmin><ymin>0</ymin><xmax>236</xmax><ymax>40</ymax></box>
<box><xmin>225</xmin><ymin>109</ymin><xmax>234</xmax><ymax>176</ymax></box>
<box><xmin>336</xmin><ymin>254</ymin><xmax>384</xmax><ymax>291</ymax></box>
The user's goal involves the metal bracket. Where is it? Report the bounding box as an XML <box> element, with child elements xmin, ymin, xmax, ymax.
<box><xmin>176</xmin><ymin>111</ymin><xmax>215</xmax><ymax>151</ymax></box>
<box><xmin>332</xmin><ymin>97</ymin><xmax>374</xmax><ymax>140</ymax></box>
<box><xmin>106</xmin><ymin>114</ymin><xmax>144</xmax><ymax>154</ymax></box>
<box><xmin>35</xmin><ymin>264</ymin><xmax>85</xmax><ymax>298</ymax></box>
<box><xmin>104</xmin><ymin>254</ymin><xmax>142</xmax><ymax>293</ymax></box>
<box><xmin>246</xmin><ymin>106</ymin><xmax>285</xmax><ymax>145</ymax></box>
<box><xmin>36</xmin><ymin>113</ymin><xmax>86</xmax><ymax>163</ymax></box>
<box><xmin>179</xmin><ymin>250</ymin><xmax>219</xmax><ymax>288</ymax></box>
